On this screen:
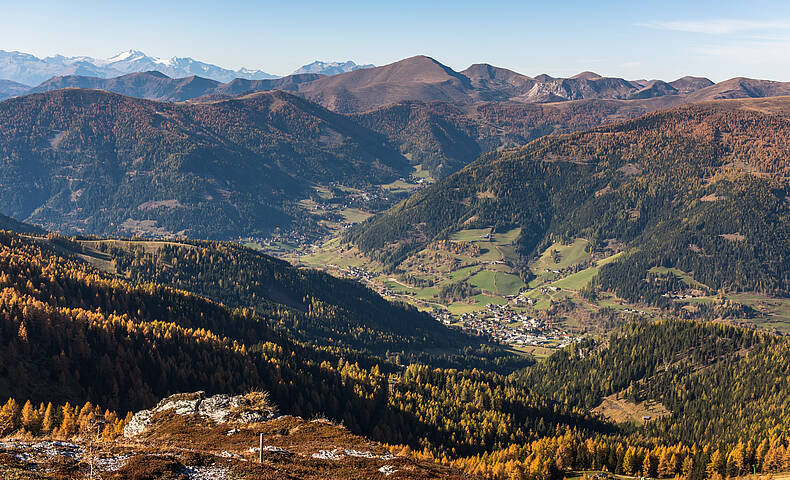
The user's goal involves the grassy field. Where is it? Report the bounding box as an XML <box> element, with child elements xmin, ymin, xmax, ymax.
<box><xmin>365</xmin><ymin>226</ymin><xmax>527</xmax><ymax>312</ymax></box>
<box><xmin>510</xmin><ymin>344</ymin><xmax>556</xmax><ymax>360</ymax></box>
<box><xmin>648</xmin><ymin>266</ymin><xmax>710</xmax><ymax>290</ymax></box>
<box><xmin>412</xmin><ymin>163</ymin><xmax>434</xmax><ymax>180</ymax></box>
<box><xmin>300</xmin><ymin>238</ymin><xmax>386</xmax><ymax>272</ymax></box>
<box><xmin>339</xmin><ymin>208</ymin><xmax>373</xmax><ymax>223</ymax></box>
<box><xmin>447</xmin><ymin>293</ymin><xmax>509</xmax><ymax>315</ymax></box>
<box><xmin>494</xmin><ymin>228</ymin><xmax>522</xmax><ymax>244</ymax></box>
<box><xmin>685</xmin><ymin>293</ymin><xmax>790</xmax><ymax>333</ymax></box>
<box><xmin>380</xmin><ymin>178</ymin><xmax>416</xmax><ymax>193</ymax></box>
<box><xmin>300</xmin><ymin>228</ymin><xmax>651</xmax><ymax>334</ymax></box>
<box><xmin>548</xmin><ymin>252</ymin><xmax>624</xmax><ymax>291</ymax></box>
<box><xmin>494</xmin><ymin>272</ymin><xmax>526</xmax><ymax>295</ymax></box>
<box><xmin>468</xmin><ymin>270</ymin><xmax>498</xmax><ymax>291</ymax></box>
<box><xmin>592</xmin><ymin>394</ymin><xmax>670</xmax><ymax>425</ymax></box>
<box><xmin>552</xmin><ymin>266</ymin><xmax>599</xmax><ymax>291</ymax></box>
<box><xmin>449</xmin><ymin>265</ymin><xmax>479</xmax><ymax>282</ymax></box>
<box><xmin>450</xmin><ymin>228</ymin><xmax>492</xmax><ymax>242</ymax></box>
<box><xmin>527</xmin><ymin>239</ymin><xmax>593</xmax><ymax>288</ymax></box>
<box><xmin>467</xmin><ymin>270</ymin><xmax>524</xmax><ymax>296</ymax></box>
<box><xmin>533</xmin><ymin>238</ymin><xmax>591</xmax><ymax>271</ymax></box>
<box><xmin>300</xmin><ymin>223</ymin><xmax>790</xmax><ymax>343</ymax></box>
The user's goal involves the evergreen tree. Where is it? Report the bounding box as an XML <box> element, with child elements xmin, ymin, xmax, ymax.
<box><xmin>0</xmin><ymin>398</ymin><xmax>20</xmax><ymax>435</ymax></box>
<box><xmin>41</xmin><ymin>403</ymin><xmax>56</xmax><ymax>434</ymax></box>
<box><xmin>20</xmin><ymin>400</ymin><xmax>40</xmax><ymax>434</ymax></box>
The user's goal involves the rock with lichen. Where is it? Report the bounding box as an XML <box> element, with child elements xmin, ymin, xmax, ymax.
<box><xmin>124</xmin><ymin>391</ymin><xmax>274</xmax><ymax>438</ymax></box>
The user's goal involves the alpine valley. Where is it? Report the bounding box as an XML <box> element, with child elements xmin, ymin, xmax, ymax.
<box><xmin>0</xmin><ymin>48</ymin><xmax>789</xmax><ymax>480</ymax></box>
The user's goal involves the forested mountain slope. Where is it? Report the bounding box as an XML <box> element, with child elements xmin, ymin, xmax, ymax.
<box><xmin>447</xmin><ymin>319</ymin><xmax>790</xmax><ymax>479</ymax></box>
<box><xmin>0</xmin><ymin>230</ymin><xmax>515</xmax><ymax>413</ymax></box>
<box><xmin>0</xmin><ymin>212</ymin><xmax>45</xmax><ymax>234</ymax></box>
<box><xmin>3</xmin><ymin>74</ymin><xmax>789</xmax><ymax>242</ymax></box>
<box><xmin>348</xmin><ymin>97</ymin><xmax>790</xmax><ymax>304</ymax></box>
<box><xmin>78</xmin><ymin>237</ymin><xmax>522</xmax><ymax>370</ymax></box>
<box><xmin>350</xmin><ymin>97</ymin><xmax>682</xmax><ymax>178</ymax></box>
<box><xmin>0</xmin><ymin>230</ymin><xmax>599</xmax><ymax>452</ymax></box>
<box><xmin>0</xmin><ymin>86</ymin><xmax>684</xmax><ymax>241</ymax></box>
<box><xmin>519</xmin><ymin>319</ymin><xmax>790</xmax><ymax>444</ymax></box>
<box><xmin>0</xmin><ymin>88</ymin><xmax>409</xmax><ymax>238</ymax></box>
<box><xmin>1</xmin><ymin>229</ymin><xmax>790</xmax><ymax>479</ymax></box>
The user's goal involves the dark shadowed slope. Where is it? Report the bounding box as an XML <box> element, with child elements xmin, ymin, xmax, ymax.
<box><xmin>0</xmin><ymin>79</ymin><xmax>30</xmax><ymax>100</ymax></box>
<box><xmin>27</xmin><ymin>71</ymin><xmax>323</xmax><ymax>102</ymax></box>
<box><xmin>0</xmin><ymin>88</ymin><xmax>409</xmax><ymax>238</ymax></box>
<box><xmin>0</xmin><ymin>212</ymin><xmax>45</xmax><ymax>234</ymax></box>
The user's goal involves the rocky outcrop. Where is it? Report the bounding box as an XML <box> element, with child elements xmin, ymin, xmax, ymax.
<box><xmin>124</xmin><ymin>391</ymin><xmax>273</xmax><ymax>438</ymax></box>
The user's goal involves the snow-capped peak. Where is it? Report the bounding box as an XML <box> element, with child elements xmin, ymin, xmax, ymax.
<box><xmin>292</xmin><ymin>60</ymin><xmax>374</xmax><ymax>76</ymax></box>
<box><xmin>0</xmin><ymin>48</ymin><xmax>279</xmax><ymax>85</ymax></box>
<box><xmin>107</xmin><ymin>49</ymin><xmax>148</xmax><ymax>63</ymax></box>
<box><xmin>153</xmin><ymin>56</ymin><xmax>179</xmax><ymax>67</ymax></box>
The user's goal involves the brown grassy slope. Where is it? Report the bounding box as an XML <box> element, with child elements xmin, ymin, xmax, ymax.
<box><xmin>0</xmin><ymin>412</ymin><xmax>475</xmax><ymax>480</ymax></box>
<box><xmin>292</xmin><ymin>55</ymin><xmax>475</xmax><ymax>112</ymax></box>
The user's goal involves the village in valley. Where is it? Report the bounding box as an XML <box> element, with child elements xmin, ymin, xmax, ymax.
<box><xmin>243</xmin><ymin>190</ymin><xmax>653</xmax><ymax>357</ymax></box>
<box><xmin>250</xmin><ymin>181</ymin><xmax>750</xmax><ymax>356</ymax></box>
<box><xmin>439</xmin><ymin>303</ymin><xmax>577</xmax><ymax>349</ymax></box>
<box><xmin>292</xmin><ymin>228</ymin><xmax>595</xmax><ymax>354</ymax></box>
<box><xmin>331</xmin><ymin>260</ymin><xmax>583</xmax><ymax>352</ymax></box>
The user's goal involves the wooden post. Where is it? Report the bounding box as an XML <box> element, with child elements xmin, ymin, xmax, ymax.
<box><xmin>259</xmin><ymin>433</ymin><xmax>264</xmax><ymax>463</ymax></box>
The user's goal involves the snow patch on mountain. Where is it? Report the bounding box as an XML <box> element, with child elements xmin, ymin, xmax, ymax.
<box><xmin>293</xmin><ymin>60</ymin><xmax>375</xmax><ymax>76</ymax></box>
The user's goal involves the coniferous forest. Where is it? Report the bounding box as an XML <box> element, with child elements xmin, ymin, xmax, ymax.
<box><xmin>0</xmin><ymin>226</ymin><xmax>789</xmax><ymax>480</ymax></box>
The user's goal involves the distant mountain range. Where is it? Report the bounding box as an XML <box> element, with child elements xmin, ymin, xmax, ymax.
<box><xmin>292</xmin><ymin>60</ymin><xmax>374</xmax><ymax>76</ymax></box>
<box><xmin>0</xmin><ymin>79</ymin><xmax>29</xmax><ymax>99</ymax></box>
<box><xmin>25</xmin><ymin>70</ymin><xmax>322</xmax><ymax>102</ymax></box>
<box><xmin>7</xmin><ymin>55</ymin><xmax>790</xmax><ymax>114</ymax></box>
<box><xmin>0</xmin><ymin>49</ymin><xmax>278</xmax><ymax>85</ymax></box>
<box><xmin>287</xmin><ymin>56</ymin><xmax>788</xmax><ymax>112</ymax></box>
<box><xmin>0</xmin><ymin>49</ymin><xmax>381</xmax><ymax>87</ymax></box>
<box><xmin>3</xmin><ymin>54</ymin><xmax>790</xmax><ymax>236</ymax></box>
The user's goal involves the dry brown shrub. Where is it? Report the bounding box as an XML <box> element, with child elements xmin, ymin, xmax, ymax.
<box><xmin>104</xmin><ymin>454</ymin><xmax>186</xmax><ymax>480</ymax></box>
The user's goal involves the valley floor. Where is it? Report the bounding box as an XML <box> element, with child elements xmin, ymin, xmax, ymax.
<box><xmin>281</xmin><ymin>227</ymin><xmax>790</xmax><ymax>357</ymax></box>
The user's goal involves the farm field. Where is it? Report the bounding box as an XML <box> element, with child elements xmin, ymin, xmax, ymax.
<box><xmin>685</xmin><ymin>293</ymin><xmax>790</xmax><ymax>333</ymax></box>
<box><xmin>648</xmin><ymin>266</ymin><xmax>711</xmax><ymax>291</ymax></box>
<box><xmin>467</xmin><ymin>270</ymin><xmax>525</xmax><ymax>296</ymax></box>
<box><xmin>298</xmin><ymin>226</ymin><xmax>527</xmax><ymax>314</ymax></box>
<box><xmin>528</xmin><ymin>238</ymin><xmax>592</xmax><ymax>287</ymax></box>
<box><xmin>300</xmin><ymin>229</ymin><xmax>650</xmax><ymax>333</ymax></box>
<box><xmin>517</xmin><ymin>247</ymin><xmax>625</xmax><ymax>311</ymax></box>
<box><xmin>299</xmin><ymin>226</ymin><xmax>780</xmax><ymax>348</ymax></box>
<box><xmin>592</xmin><ymin>394</ymin><xmax>671</xmax><ymax>425</ymax></box>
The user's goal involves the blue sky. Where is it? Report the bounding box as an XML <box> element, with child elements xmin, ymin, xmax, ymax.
<box><xmin>2</xmin><ymin>0</ymin><xmax>790</xmax><ymax>80</ymax></box>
